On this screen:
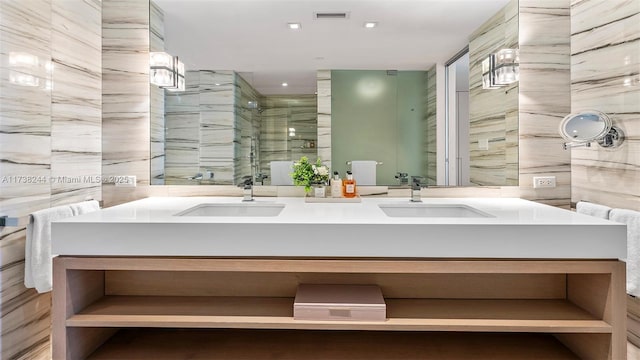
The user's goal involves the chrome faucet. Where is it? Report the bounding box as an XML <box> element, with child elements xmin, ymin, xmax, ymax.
<box><xmin>255</xmin><ymin>173</ymin><xmax>268</xmax><ymax>185</ymax></box>
<box><xmin>395</xmin><ymin>172</ymin><xmax>408</xmax><ymax>186</ymax></box>
<box><xmin>239</xmin><ymin>176</ymin><xmax>254</xmax><ymax>202</ymax></box>
<box><xmin>410</xmin><ymin>176</ymin><xmax>423</xmax><ymax>202</ymax></box>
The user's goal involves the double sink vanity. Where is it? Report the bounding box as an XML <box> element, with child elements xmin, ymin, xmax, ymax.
<box><xmin>51</xmin><ymin>197</ymin><xmax>627</xmax><ymax>359</ymax></box>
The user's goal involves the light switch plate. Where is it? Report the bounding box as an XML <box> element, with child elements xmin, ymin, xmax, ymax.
<box><xmin>478</xmin><ymin>139</ymin><xmax>489</xmax><ymax>150</ymax></box>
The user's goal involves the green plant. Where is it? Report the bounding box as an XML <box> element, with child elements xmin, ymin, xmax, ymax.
<box><xmin>291</xmin><ymin>156</ymin><xmax>329</xmax><ymax>192</ymax></box>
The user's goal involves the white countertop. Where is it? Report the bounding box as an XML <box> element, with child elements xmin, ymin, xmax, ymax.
<box><xmin>52</xmin><ymin>197</ymin><xmax>627</xmax><ymax>259</ymax></box>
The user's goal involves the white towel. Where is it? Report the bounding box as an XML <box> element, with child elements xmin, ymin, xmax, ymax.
<box><xmin>350</xmin><ymin>160</ymin><xmax>377</xmax><ymax>186</ymax></box>
<box><xmin>610</xmin><ymin>208</ymin><xmax>640</xmax><ymax>297</ymax></box>
<box><xmin>576</xmin><ymin>201</ymin><xmax>612</xmax><ymax>219</ymax></box>
<box><xmin>70</xmin><ymin>200</ymin><xmax>100</xmax><ymax>216</ymax></box>
<box><xmin>270</xmin><ymin>161</ymin><xmax>294</xmax><ymax>185</ymax></box>
<box><xmin>25</xmin><ymin>205</ymin><xmax>74</xmax><ymax>293</ymax></box>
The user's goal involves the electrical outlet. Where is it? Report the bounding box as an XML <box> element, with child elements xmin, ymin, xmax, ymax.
<box><xmin>533</xmin><ymin>176</ymin><xmax>556</xmax><ymax>189</ymax></box>
<box><xmin>115</xmin><ymin>175</ymin><xmax>137</xmax><ymax>188</ymax></box>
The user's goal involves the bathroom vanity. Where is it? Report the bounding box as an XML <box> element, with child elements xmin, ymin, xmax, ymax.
<box><xmin>51</xmin><ymin>197</ymin><xmax>627</xmax><ymax>359</ymax></box>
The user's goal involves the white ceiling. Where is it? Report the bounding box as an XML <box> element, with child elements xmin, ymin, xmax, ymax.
<box><xmin>155</xmin><ymin>0</ymin><xmax>510</xmax><ymax>95</ymax></box>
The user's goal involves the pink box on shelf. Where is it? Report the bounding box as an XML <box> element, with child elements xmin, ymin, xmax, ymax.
<box><xmin>294</xmin><ymin>284</ymin><xmax>386</xmax><ymax>321</ymax></box>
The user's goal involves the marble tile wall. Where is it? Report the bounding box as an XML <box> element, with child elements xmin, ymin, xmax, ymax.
<box><xmin>235</xmin><ymin>73</ymin><xmax>261</xmax><ymax>184</ymax></box>
<box><xmin>51</xmin><ymin>0</ymin><xmax>102</xmax><ymax>206</ymax></box>
<box><xmin>200</xmin><ymin>70</ymin><xmax>237</xmax><ymax>185</ymax></box>
<box><xmin>570</xmin><ymin>0</ymin><xmax>640</xmax><ymax>211</ymax></box>
<box><xmin>164</xmin><ymin>70</ymin><xmax>244</xmax><ymax>185</ymax></box>
<box><xmin>468</xmin><ymin>0</ymin><xmax>519</xmax><ymax>186</ymax></box>
<box><xmin>164</xmin><ymin>71</ymin><xmax>201</xmax><ymax>185</ymax></box>
<box><xmin>316</xmin><ymin>70</ymin><xmax>331</xmax><ymax>171</ymax></box>
<box><xmin>0</xmin><ymin>2</ymin><xmax>53</xmax><ymax>358</ymax></box>
<box><xmin>0</xmin><ymin>0</ymin><xmax>102</xmax><ymax>358</ymax></box>
<box><xmin>149</xmin><ymin>1</ymin><xmax>165</xmax><ymax>185</ymax></box>
<box><xmin>426</xmin><ymin>67</ymin><xmax>437</xmax><ymax>185</ymax></box>
<box><xmin>517</xmin><ymin>0</ymin><xmax>572</xmax><ymax>208</ymax></box>
<box><xmin>102</xmin><ymin>0</ymin><xmax>151</xmax><ymax>207</ymax></box>
<box><xmin>259</xmin><ymin>95</ymin><xmax>318</xmax><ymax>182</ymax></box>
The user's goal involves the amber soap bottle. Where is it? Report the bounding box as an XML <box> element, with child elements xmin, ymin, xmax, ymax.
<box><xmin>342</xmin><ymin>171</ymin><xmax>357</xmax><ymax>198</ymax></box>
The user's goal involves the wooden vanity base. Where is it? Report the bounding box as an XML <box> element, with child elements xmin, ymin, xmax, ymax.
<box><xmin>52</xmin><ymin>257</ymin><xmax>626</xmax><ymax>359</ymax></box>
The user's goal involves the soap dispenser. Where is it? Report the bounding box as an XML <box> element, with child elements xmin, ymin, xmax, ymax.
<box><xmin>330</xmin><ymin>171</ymin><xmax>342</xmax><ymax>198</ymax></box>
<box><xmin>342</xmin><ymin>171</ymin><xmax>357</xmax><ymax>198</ymax></box>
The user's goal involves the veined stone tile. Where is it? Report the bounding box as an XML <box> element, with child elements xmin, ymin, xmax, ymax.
<box><xmin>572</xmin><ymin>53</ymin><xmax>640</xmax><ymax>113</ymax></box>
<box><xmin>0</xmin><ymin>133</ymin><xmax>51</xmax><ymax>172</ymax></box>
<box><xmin>0</xmin><ymin>80</ymin><xmax>52</xmax><ymax>129</ymax></box>
<box><xmin>51</xmin><ymin>152</ymin><xmax>101</xmax><ymax>179</ymax></box>
<box><xmin>572</xmin><ymin>80</ymin><xmax>640</xmax><ymax>113</ymax></box>
<box><xmin>0</xmin><ymin>264</ymin><xmax>51</xmax><ymax>360</ymax></box>
<box><xmin>150</xmin><ymin>1</ymin><xmax>165</xmax><ymax>52</ymax></box>
<box><xmin>572</xmin><ymin>12</ymin><xmax>640</xmax><ymax>55</ymax></box>
<box><xmin>519</xmin><ymin>2</ymin><xmax>570</xmax><ymax>46</ymax></box>
<box><xmin>571</xmin><ymin>0</ymin><xmax>640</xmax><ymax>34</ymax></box>
<box><xmin>51</xmin><ymin>0</ymin><xmax>101</xmax><ymax>71</ymax></box>
<box><xmin>519</xmin><ymin>135</ymin><xmax>571</xmax><ymax>170</ymax></box>
<box><xmin>519</xmin><ymin>54</ymin><xmax>571</xmax><ymax>92</ymax></box>
<box><xmin>0</xmin><ymin>1</ymin><xmax>52</xmax><ymax>54</ymax></box>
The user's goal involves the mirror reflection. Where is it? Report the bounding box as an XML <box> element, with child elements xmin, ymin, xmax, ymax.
<box><xmin>150</xmin><ymin>0</ymin><xmax>518</xmax><ymax>186</ymax></box>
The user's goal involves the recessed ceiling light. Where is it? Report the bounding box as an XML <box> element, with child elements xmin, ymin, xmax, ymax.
<box><xmin>282</xmin><ymin>82</ymin><xmax>288</xmax><ymax>87</ymax></box>
<box><xmin>215</xmin><ymin>83</ymin><xmax>221</xmax><ymax>86</ymax></box>
<box><xmin>364</xmin><ymin>22</ymin><xmax>377</xmax><ymax>29</ymax></box>
<box><xmin>288</xmin><ymin>23</ymin><xmax>301</xmax><ymax>30</ymax></box>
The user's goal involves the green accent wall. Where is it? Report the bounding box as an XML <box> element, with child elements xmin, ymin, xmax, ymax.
<box><xmin>331</xmin><ymin>70</ymin><xmax>427</xmax><ymax>185</ymax></box>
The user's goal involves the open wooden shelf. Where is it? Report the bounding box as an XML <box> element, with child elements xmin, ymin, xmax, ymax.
<box><xmin>53</xmin><ymin>257</ymin><xmax>627</xmax><ymax>359</ymax></box>
<box><xmin>87</xmin><ymin>328</ymin><xmax>580</xmax><ymax>360</ymax></box>
<box><xmin>67</xmin><ymin>296</ymin><xmax>611</xmax><ymax>333</ymax></box>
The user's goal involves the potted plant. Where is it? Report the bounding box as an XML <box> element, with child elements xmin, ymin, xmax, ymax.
<box><xmin>291</xmin><ymin>156</ymin><xmax>329</xmax><ymax>196</ymax></box>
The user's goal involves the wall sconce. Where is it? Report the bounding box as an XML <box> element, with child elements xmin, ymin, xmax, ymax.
<box><xmin>482</xmin><ymin>48</ymin><xmax>519</xmax><ymax>89</ymax></box>
<box><xmin>481</xmin><ymin>55</ymin><xmax>499</xmax><ymax>89</ymax></box>
<box><xmin>166</xmin><ymin>59</ymin><xmax>185</xmax><ymax>92</ymax></box>
<box><xmin>493</xmin><ymin>48</ymin><xmax>519</xmax><ymax>86</ymax></box>
<box><xmin>149</xmin><ymin>51</ymin><xmax>185</xmax><ymax>91</ymax></box>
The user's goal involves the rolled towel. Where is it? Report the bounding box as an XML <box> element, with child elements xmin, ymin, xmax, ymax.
<box><xmin>69</xmin><ymin>200</ymin><xmax>100</xmax><ymax>216</ymax></box>
<box><xmin>351</xmin><ymin>160</ymin><xmax>377</xmax><ymax>186</ymax></box>
<box><xmin>25</xmin><ymin>205</ymin><xmax>74</xmax><ymax>293</ymax></box>
<box><xmin>610</xmin><ymin>208</ymin><xmax>640</xmax><ymax>297</ymax></box>
<box><xmin>576</xmin><ymin>201</ymin><xmax>612</xmax><ymax>219</ymax></box>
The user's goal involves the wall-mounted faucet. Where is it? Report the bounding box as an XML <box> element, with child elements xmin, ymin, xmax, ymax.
<box><xmin>239</xmin><ymin>176</ymin><xmax>254</xmax><ymax>202</ymax></box>
<box><xmin>411</xmin><ymin>176</ymin><xmax>424</xmax><ymax>202</ymax></box>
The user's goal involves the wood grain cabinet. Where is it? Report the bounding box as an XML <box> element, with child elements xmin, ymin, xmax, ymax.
<box><xmin>52</xmin><ymin>257</ymin><xmax>626</xmax><ymax>359</ymax></box>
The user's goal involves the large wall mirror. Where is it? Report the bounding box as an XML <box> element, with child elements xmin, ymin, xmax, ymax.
<box><xmin>149</xmin><ymin>0</ymin><xmax>518</xmax><ymax>187</ymax></box>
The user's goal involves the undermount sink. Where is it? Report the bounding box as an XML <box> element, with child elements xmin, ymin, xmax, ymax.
<box><xmin>176</xmin><ymin>203</ymin><xmax>285</xmax><ymax>217</ymax></box>
<box><xmin>378</xmin><ymin>204</ymin><xmax>494</xmax><ymax>218</ymax></box>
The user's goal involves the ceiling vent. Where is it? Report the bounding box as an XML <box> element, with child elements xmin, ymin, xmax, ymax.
<box><xmin>314</xmin><ymin>12</ymin><xmax>350</xmax><ymax>20</ymax></box>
